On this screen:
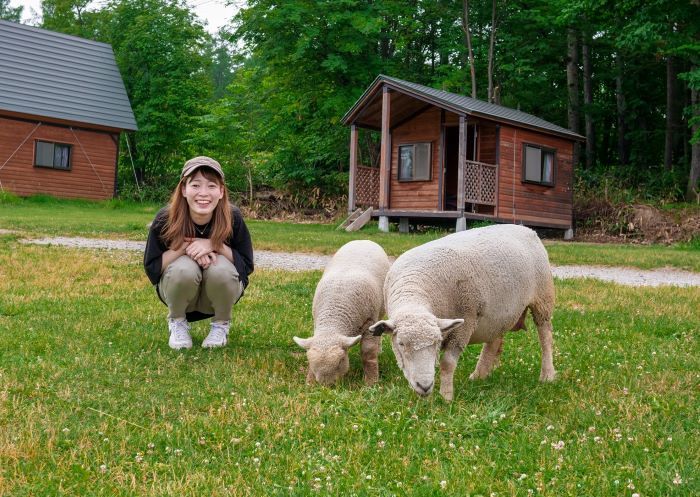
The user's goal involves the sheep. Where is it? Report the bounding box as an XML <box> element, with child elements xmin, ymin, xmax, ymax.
<box><xmin>369</xmin><ymin>224</ymin><xmax>556</xmax><ymax>401</ymax></box>
<box><xmin>293</xmin><ymin>240</ymin><xmax>391</xmax><ymax>386</ymax></box>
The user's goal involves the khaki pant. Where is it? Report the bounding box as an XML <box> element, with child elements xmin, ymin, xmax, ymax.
<box><xmin>159</xmin><ymin>255</ymin><xmax>243</xmax><ymax>321</ymax></box>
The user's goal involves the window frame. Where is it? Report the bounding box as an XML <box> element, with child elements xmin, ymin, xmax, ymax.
<box><xmin>34</xmin><ymin>140</ymin><xmax>73</xmax><ymax>171</ymax></box>
<box><xmin>521</xmin><ymin>143</ymin><xmax>556</xmax><ymax>187</ymax></box>
<box><xmin>397</xmin><ymin>142</ymin><xmax>432</xmax><ymax>182</ymax></box>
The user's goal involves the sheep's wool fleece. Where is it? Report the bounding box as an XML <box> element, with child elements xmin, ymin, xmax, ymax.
<box><xmin>313</xmin><ymin>240</ymin><xmax>390</xmax><ymax>336</ymax></box>
<box><xmin>385</xmin><ymin>224</ymin><xmax>552</xmax><ymax>343</ymax></box>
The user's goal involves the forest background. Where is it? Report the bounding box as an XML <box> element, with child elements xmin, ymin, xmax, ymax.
<box><xmin>1</xmin><ymin>0</ymin><xmax>699</xmax><ymax>229</ymax></box>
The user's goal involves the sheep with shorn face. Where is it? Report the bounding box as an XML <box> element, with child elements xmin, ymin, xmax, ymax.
<box><xmin>294</xmin><ymin>240</ymin><xmax>391</xmax><ymax>386</ymax></box>
<box><xmin>370</xmin><ymin>224</ymin><xmax>556</xmax><ymax>401</ymax></box>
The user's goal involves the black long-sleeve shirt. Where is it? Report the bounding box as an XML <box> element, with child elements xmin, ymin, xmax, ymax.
<box><xmin>144</xmin><ymin>205</ymin><xmax>254</xmax><ymax>320</ymax></box>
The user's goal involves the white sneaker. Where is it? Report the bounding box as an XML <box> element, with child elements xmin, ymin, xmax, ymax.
<box><xmin>168</xmin><ymin>318</ymin><xmax>192</xmax><ymax>350</ymax></box>
<box><xmin>203</xmin><ymin>320</ymin><xmax>229</xmax><ymax>348</ymax></box>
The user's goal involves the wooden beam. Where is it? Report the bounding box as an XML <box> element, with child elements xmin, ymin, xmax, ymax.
<box><xmin>495</xmin><ymin>125</ymin><xmax>500</xmax><ymax>217</ymax></box>
<box><xmin>390</xmin><ymin>103</ymin><xmax>433</xmax><ymax>131</ymax></box>
<box><xmin>457</xmin><ymin>115</ymin><xmax>466</xmax><ymax>213</ymax></box>
<box><xmin>348</xmin><ymin>124</ymin><xmax>358</xmax><ymax>212</ymax></box>
<box><xmin>438</xmin><ymin>109</ymin><xmax>445</xmax><ymax>210</ymax></box>
<box><xmin>379</xmin><ymin>86</ymin><xmax>391</xmax><ymax>209</ymax></box>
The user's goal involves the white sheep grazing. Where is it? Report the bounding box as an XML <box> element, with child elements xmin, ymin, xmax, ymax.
<box><xmin>369</xmin><ymin>224</ymin><xmax>556</xmax><ymax>401</ymax></box>
<box><xmin>294</xmin><ymin>240</ymin><xmax>391</xmax><ymax>386</ymax></box>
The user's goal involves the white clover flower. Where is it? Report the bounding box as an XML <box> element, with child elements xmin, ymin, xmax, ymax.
<box><xmin>62</xmin><ymin>428</ymin><xmax>70</xmax><ymax>434</ymax></box>
<box><xmin>365</xmin><ymin>475</ymin><xmax>372</xmax><ymax>480</ymax></box>
<box><xmin>551</xmin><ymin>441</ymin><xmax>565</xmax><ymax>450</ymax></box>
<box><xmin>352</xmin><ymin>424</ymin><xmax>359</xmax><ymax>431</ymax></box>
<box><xmin>99</xmin><ymin>464</ymin><xmax>107</xmax><ymax>473</ymax></box>
<box><xmin>673</xmin><ymin>474</ymin><xmax>683</xmax><ymax>485</ymax></box>
<box><xmin>518</xmin><ymin>474</ymin><xmax>528</xmax><ymax>481</ymax></box>
<box><xmin>440</xmin><ymin>480</ymin><xmax>447</xmax><ymax>489</ymax></box>
<box><xmin>546</xmin><ymin>425</ymin><xmax>554</xmax><ymax>431</ymax></box>
<box><xmin>174</xmin><ymin>449</ymin><xmax>183</xmax><ymax>456</ymax></box>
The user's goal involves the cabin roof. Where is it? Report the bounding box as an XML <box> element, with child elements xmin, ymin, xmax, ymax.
<box><xmin>342</xmin><ymin>75</ymin><xmax>583</xmax><ymax>141</ymax></box>
<box><xmin>0</xmin><ymin>20</ymin><xmax>137</xmax><ymax>131</ymax></box>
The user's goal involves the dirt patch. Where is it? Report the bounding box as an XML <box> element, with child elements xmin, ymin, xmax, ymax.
<box><xmin>574</xmin><ymin>200</ymin><xmax>700</xmax><ymax>244</ymax></box>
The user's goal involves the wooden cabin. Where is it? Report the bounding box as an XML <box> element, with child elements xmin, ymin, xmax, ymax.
<box><xmin>0</xmin><ymin>20</ymin><xmax>137</xmax><ymax>200</ymax></box>
<box><xmin>342</xmin><ymin>75</ymin><xmax>584</xmax><ymax>236</ymax></box>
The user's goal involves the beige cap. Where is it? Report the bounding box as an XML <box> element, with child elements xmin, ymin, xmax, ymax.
<box><xmin>181</xmin><ymin>156</ymin><xmax>224</xmax><ymax>180</ymax></box>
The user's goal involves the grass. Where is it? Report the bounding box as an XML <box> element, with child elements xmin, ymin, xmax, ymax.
<box><xmin>0</xmin><ymin>194</ymin><xmax>699</xmax><ymax>271</ymax></box>
<box><xmin>0</xmin><ymin>238</ymin><xmax>698</xmax><ymax>496</ymax></box>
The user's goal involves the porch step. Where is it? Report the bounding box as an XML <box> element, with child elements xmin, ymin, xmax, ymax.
<box><xmin>337</xmin><ymin>208</ymin><xmax>363</xmax><ymax>230</ymax></box>
<box><xmin>345</xmin><ymin>207</ymin><xmax>373</xmax><ymax>232</ymax></box>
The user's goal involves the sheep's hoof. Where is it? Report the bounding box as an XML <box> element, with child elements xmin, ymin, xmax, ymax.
<box><xmin>539</xmin><ymin>369</ymin><xmax>556</xmax><ymax>382</ymax></box>
<box><xmin>439</xmin><ymin>388</ymin><xmax>453</xmax><ymax>402</ymax></box>
<box><xmin>363</xmin><ymin>375</ymin><xmax>378</xmax><ymax>386</ymax></box>
<box><xmin>469</xmin><ymin>370</ymin><xmax>488</xmax><ymax>380</ymax></box>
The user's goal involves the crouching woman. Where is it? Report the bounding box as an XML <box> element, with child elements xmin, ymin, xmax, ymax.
<box><xmin>144</xmin><ymin>156</ymin><xmax>254</xmax><ymax>349</ymax></box>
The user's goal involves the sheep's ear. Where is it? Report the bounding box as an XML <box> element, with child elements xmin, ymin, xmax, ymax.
<box><xmin>293</xmin><ymin>336</ymin><xmax>313</xmax><ymax>350</ymax></box>
<box><xmin>340</xmin><ymin>335</ymin><xmax>362</xmax><ymax>349</ymax></box>
<box><xmin>369</xmin><ymin>320</ymin><xmax>395</xmax><ymax>336</ymax></box>
<box><xmin>436</xmin><ymin>318</ymin><xmax>464</xmax><ymax>336</ymax></box>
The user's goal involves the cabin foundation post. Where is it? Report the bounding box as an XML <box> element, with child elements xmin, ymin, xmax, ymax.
<box><xmin>564</xmin><ymin>228</ymin><xmax>574</xmax><ymax>240</ymax></box>
<box><xmin>379</xmin><ymin>216</ymin><xmax>390</xmax><ymax>232</ymax></box>
<box><xmin>456</xmin><ymin>217</ymin><xmax>467</xmax><ymax>232</ymax></box>
<box><xmin>399</xmin><ymin>217</ymin><xmax>409</xmax><ymax>233</ymax></box>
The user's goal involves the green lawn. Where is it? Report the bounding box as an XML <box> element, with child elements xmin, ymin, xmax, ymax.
<box><xmin>0</xmin><ymin>238</ymin><xmax>698</xmax><ymax>496</ymax></box>
<box><xmin>1</xmin><ymin>194</ymin><xmax>699</xmax><ymax>271</ymax></box>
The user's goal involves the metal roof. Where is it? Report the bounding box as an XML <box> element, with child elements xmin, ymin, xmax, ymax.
<box><xmin>343</xmin><ymin>75</ymin><xmax>583</xmax><ymax>141</ymax></box>
<box><xmin>0</xmin><ymin>20</ymin><xmax>137</xmax><ymax>131</ymax></box>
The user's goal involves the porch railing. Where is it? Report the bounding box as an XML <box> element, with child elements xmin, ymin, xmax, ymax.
<box><xmin>462</xmin><ymin>160</ymin><xmax>497</xmax><ymax>206</ymax></box>
<box><xmin>355</xmin><ymin>165</ymin><xmax>380</xmax><ymax>208</ymax></box>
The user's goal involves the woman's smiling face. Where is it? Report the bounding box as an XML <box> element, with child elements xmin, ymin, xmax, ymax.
<box><xmin>181</xmin><ymin>170</ymin><xmax>224</xmax><ymax>221</ymax></box>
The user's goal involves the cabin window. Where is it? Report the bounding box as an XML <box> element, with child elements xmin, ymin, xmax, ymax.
<box><xmin>522</xmin><ymin>144</ymin><xmax>555</xmax><ymax>186</ymax></box>
<box><xmin>398</xmin><ymin>143</ymin><xmax>431</xmax><ymax>181</ymax></box>
<box><xmin>35</xmin><ymin>141</ymin><xmax>72</xmax><ymax>170</ymax></box>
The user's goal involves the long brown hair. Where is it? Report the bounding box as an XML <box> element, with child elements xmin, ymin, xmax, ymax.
<box><xmin>162</xmin><ymin>166</ymin><xmax>233</xmax><ymax>251</ymax></box>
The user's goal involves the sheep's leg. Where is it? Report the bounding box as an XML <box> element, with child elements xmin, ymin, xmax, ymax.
<box><xmin>439</xmin><ymin>343</ymin><xmax>463</xmax><ymax>401</ymax></box>
<box><xmin>469</xmin><ymin>336</ymin><xmax>504</xmax><ymax>380</ymax></box>
<box><xmin>535</xmin><ymin>319</ymin><xmax>556</xmax><ymax>381</ymax></box>
<box><xmin>360</xmin><ymin>335</ymin><xmax>381</xmax><ymax>385</ymax></box>
<box><xmin>305</xmin><ymin>368</ymin><xmax>315</xmax><ymax>385</ymax></box>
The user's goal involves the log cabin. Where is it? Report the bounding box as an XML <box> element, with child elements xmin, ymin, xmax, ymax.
<box><xmin>0</xmin><ymin>20</ymin><xmax>137</xmax><ymax>200</ymax></box>
<box><xmin>342</xmin><ymin>75</ymin><xmax>584</xmax><ymax>237</ymax></box>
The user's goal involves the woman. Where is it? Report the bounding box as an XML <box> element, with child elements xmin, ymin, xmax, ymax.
<box><xmin>144</xmin><ymin>156</ymin><xmax>254</xmax><ymax>349</ymax></box>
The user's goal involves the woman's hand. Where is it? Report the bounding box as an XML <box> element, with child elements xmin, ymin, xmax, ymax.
<box><xmin>185</xmin><ymin>238</ymin><xmax>214</xmax><ymax>260</ymax></box>
<box><xmin>195</xmin><ymin>252</ymin><xmax>217</xmax><ymax>269</ymax></box>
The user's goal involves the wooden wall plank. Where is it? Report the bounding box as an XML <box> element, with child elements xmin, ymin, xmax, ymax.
<box><xmin>0</xmin><ymin>116</ymin><xmax>117</xmax><ymax>200</ymax></box>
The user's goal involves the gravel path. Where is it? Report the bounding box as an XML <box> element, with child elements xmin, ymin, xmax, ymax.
<box><xmin>19</xmin><ymin>235</ymin><xmax>700</xmax><ymax>287</ymax></box>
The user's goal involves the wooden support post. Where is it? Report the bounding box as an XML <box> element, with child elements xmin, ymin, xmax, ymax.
<box><xmin>457</xmin><ymin>115</ymin><xmax>466</xmax><ymax>213</ymax></box>
<box><xmin>399</xmin><ymin>217</ymin><xmax>409</xmax><ymax>233</ymax></box>
<box><xmin>379</xmin><ymin>86</ymin><xmax>391</xmax><ymax>210</ymax></box>
<box><xmin>348</xmin><ymin>124</ymin><xmax>358</xmax><ymax>213</ymax></box>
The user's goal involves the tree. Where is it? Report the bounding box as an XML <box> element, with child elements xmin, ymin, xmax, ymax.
<box><xmin>102</xmin><ymin>0</ymin><xmax>213</xmax><ymax>184</ymax></box>
<box><xmin>0</xmin><ymin>0</ymin><xmax>22</xmax><ymax>21</ymax></box>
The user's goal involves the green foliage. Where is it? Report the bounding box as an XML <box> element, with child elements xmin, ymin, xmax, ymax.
<box><xmin>0</xmin><ymin>0</ymin><xmax>22</xmax><ymax>21</ymax></box>
<box><xmin>576</xmin><ymin>163</ymin><xmax>688</xmax><ymax>205</ymax></box>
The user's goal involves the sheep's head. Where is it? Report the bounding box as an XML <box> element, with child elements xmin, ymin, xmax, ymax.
<box><xmin>370</xmin><ymin>313</ymin><xmax>463</xmax><ymax>397</ymax></box>
<box><xmin>293</xmin><ymin>335</ymin><xmax>362</xmax><ymax>385</ymax></box>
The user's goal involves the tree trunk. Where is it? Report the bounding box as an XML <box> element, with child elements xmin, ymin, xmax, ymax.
<box><xmin>616</xmin><ymin>53</ymin><xmax>629</xmax><ymax>165</ymax></box>
<box><xmin>462</xmin><ymin>0</ymin><xmax>477</xmax><ymax>98</ymax></box>
<box><xmin>487</xmin><ymin>0</ymin><xmax>497</xmax><ymax>103</ymax></box>
<box><xmin>664</xmin><ymin>56</ymin><xmax>680</xmax><ymax>171</ymax></box>
<box><xmin>566</xmin><ymin>27</ymin><xmax>580</xmax><ymax>166</ymax></box>
<box><xmin>582</xmin><ymin>37</ymin><xmax>595</xmax><ymax>169</ymax></box>
<box><xmin>687</xmin><ymin>86</ymin><xmax>700</xmax><ymax>202</ymax></box>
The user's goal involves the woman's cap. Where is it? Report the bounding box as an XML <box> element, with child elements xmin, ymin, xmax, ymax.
<box><xmin>181</xmin><ymin>156</ymin><xmax>224</xmax><ymax>180</ymax></box>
